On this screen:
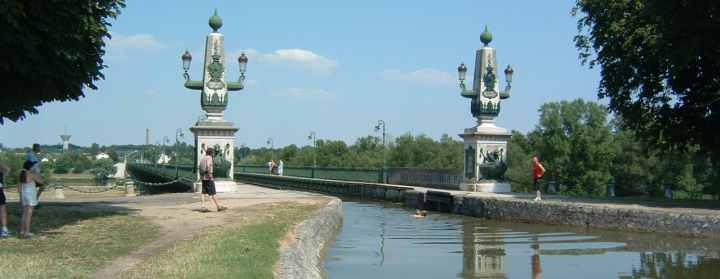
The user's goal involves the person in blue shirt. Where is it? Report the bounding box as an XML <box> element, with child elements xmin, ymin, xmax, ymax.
<box><xmin>26</xmin><ymin>144</ymin><xmax>44</xmax><ymax>201</ymax></box>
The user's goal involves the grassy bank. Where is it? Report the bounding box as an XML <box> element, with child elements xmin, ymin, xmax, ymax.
<box><xmin>0</xmin><ymin>202</ymin><xmax>159</xmax><ymax>278</ymax></box>
<box><xmin>123</xmin><ymin>203</ymin><xmax>321</xmax><ymax>279</ymax></box>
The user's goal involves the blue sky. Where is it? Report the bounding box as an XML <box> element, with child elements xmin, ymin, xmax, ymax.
<box><xmin>0</xmin><ymin>0</ymin><xmax>600</xmax><ymax>148</ymax></box>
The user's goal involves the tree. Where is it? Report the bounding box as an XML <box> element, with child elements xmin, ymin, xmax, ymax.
<box><xmin>506</xmin><ymin>131</ymin><xmax>534</xmax><ymax>192</ymax></box>
<box><xmin>528</xmin><ymin>99</ymin><xmax>614</xmax><ymax>196</ymax></box>
<box><xmin>0</xmin><ymin>0</ymin><xmax>126</xmax><ymax>123</ymax></box>
<box><xmin>573</xmin><ymin>0</ymin><xmax>720</xmax><ymax>163</ymax></box>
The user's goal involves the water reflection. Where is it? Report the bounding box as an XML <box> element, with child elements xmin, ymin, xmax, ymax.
<box><xmin>531</xmin><ymin>235</ymin><xmax>542</xmax><ymax>279</ymax></box>
<box><xmin>462</xmin><ymin>219</ymin><xmax>507</xmax><ymax>278</ymax></box>
<box><xmin>623</xmin><ymin>253</ymin><xmax>720</xmax><ymax>279</ymax></box>
<box><xmin>325</xmin><ymin>201</ymin><xmax>720</xmax><ymax>279</ymax></box>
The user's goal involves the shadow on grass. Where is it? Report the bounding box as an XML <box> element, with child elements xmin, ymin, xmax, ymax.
<box><xmin>3</xmin><ymin>200</ymin><xmax>140</xmax><ymax>236</ymax></box>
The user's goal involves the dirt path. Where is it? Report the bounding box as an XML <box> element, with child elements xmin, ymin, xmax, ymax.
<box><xmin>87</xmin><ymin>183</ymin><xmax>329</xmax><ymax>279</ymax></box>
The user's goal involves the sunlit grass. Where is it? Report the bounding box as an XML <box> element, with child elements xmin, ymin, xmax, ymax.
<box><xmin>123</xmin><ymin>203</ymin><xmax>320</xmax><ymax>279</ymax></box>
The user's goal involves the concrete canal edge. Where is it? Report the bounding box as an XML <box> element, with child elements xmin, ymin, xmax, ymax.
<box><xmin>406</xmin><ymin>189</ymin><xmax>720</xmax><ymax>238</ymax></box>
<box><xmin>277</xmin><ymin>198</ymin><xmax>343</xmax><ymax>279</ymax></box>
<box><xmin>236</xmin><ymin>173</ymin><xmax>720</xmax><ymax>239</ymax></box>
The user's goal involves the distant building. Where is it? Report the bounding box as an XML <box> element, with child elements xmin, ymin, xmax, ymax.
<box><xmin>95</xmin><ymin>152</ymin><xmax>110</xmax><ymax>160</ymax></box>
<box><xmin>157</xmin><ymin>153</ymin><xmax>172</xmax><ymax>164</ymax></box>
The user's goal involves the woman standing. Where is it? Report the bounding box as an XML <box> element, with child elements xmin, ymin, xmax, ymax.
<box><xmin>0</xmin><ymin>162</ymin><xmax>10</xmax><ymax>237</ymax></box>
<box><xmin>19</xmin><ymin>160</ymin><xmax>43</xmax><ymax>238</ymax></box>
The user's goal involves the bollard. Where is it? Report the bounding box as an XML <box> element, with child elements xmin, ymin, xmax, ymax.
<box><xmin>547</xmin><ymin>179</ymin><xmax>557</xmax><ymax>194</ymax></box>
<box><xmin>54</xmin><ymin>187</ymin><xmax>65</xmax><ymax>199</ymax></box>
<box><xmin>125</xmin><ymin>181</ymin><xmax>136</xmax><ymax>197</ymax></box>
<box><xmin>607</xmin><ymin>183</ymin><xmax>616</xmax><ymax>197</ymax></box>
<box><xmin>664</xmin><ymin>184</ymin><xmax>673</xmax><ymax>199</ymax></box>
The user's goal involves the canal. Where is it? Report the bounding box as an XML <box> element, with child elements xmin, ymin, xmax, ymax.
<box><xmin>325</xmin><ymin>201</ymin><xmax>720</xmax><ymax>279</ymax></box>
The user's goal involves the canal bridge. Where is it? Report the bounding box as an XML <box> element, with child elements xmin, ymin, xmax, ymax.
<box><xmin>126</xmin><ymin>162</ymin><xmax>720</xmax><ymax>238</ymax></box>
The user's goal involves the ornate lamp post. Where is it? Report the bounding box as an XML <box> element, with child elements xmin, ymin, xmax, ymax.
<box><xmin>266</xmin><ymin>138</ymin><xmax>274</xmax><ymax>160</ymax></box>
<box><xmin>456</xmin><ymin>26</ymin><xmax>515</xmax><ymax>193</ymax></box>
<box><xmin>374</xmin><ymin>120</ymin><xmax>387</xmax><ymax>183</ymax></box>
<box><xmin>308</xmin><ymin>131</ymin><xmax>317</xmax><ymax>168</ymax></box>
<box><xmin>184</xmin><ymin>9</ymin><xmax>248</xmax><ymax>193</ymax></box>
<box><xmin>175</xmin><ymin>128</ymin><xmax>184</xmax><ymax>178</ymax></box>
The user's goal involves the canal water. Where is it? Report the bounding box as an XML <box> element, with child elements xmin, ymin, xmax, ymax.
<box><xmin>325</xmin><ymin>201</ymin><xmax>720</xmax><ymax>279</ymax></box>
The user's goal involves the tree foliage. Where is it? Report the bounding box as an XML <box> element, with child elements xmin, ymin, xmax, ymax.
<box><xmin>239</xmin><ymin>134</ymin><xmax>463</xmax><ymax>170</ymax></box>
<box><xmin>0</xmin><ymin>0</ymin><xmax>126</xmax><ymax>123</ymax></box>
<box><xmin>573</xmin><ymin>0</ymin><xmax>720</xmax><ymax>162</ymax></box>
<box><xmin>504</xmin><ymin>99</ymin><xmax>719</xmax><ymax>198</ymax></box>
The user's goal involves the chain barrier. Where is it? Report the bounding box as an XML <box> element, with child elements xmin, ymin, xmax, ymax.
<box><xmin>47</xmin><ymin>182</ymin><xmax>125</xmax><ymax>194</ymax></box>
<box><xmin>127</xmin><ymin>173</ymin><xmax>195</xmax><ymax>187</ymax></box>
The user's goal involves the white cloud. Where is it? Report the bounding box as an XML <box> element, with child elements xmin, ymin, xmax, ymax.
<box><xmin>108</xmin><ymin>33</ymin><xmax>164</xmax><ymax>49</ymax></box>
<box><xmin>231</xmin><ymin>48</ymin><xmax>338</xmax><ymax>74</ymax></box>
<box><xmin>272</xmin><ymin>88</ymin><xmax>332</xmax><ymax>98</ymax></box>
<box><xmin>381</xmin><ymin>68</ymin><xmax>455</xmax><ymax>86</ymax></box>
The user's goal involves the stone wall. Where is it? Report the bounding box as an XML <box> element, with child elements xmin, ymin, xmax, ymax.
<box><xmin>277</xmin><ymin>198</ymin><xmax>343</xmax><ymax>279</ymax></box>
<box><xmin>236</xmin><ymin>173</ymin><xmax>720</xmax><ymax>238</ymax></box>
<box><xmin>452</xmin><ymin>196</ymin><xmax>720</xmax><ymax>238</ymax></box>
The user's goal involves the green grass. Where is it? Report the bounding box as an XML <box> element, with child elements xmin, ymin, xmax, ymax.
<box><xmin>0</xmin><ymin>203</ymin><xmax>159</xmax><ymax>279</ymax></box>
<box><xmin>123</xmin><ymin>203</ymin><xmax>320</xmax><ymax>279</ymax></box>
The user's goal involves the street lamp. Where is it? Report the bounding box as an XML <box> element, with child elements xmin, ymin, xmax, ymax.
<box><xmin>238</xmin><ymin>53</ymin><xmax>248</xmax><ymax>81</ymax></box>
<box><xmin>374</xmin><ymin>120</ymin><xmax>387</xmax><ymax>183</ymax></box>
<box><xmin>175</xmin><ymin>129</ymin><xmax>185</xmax><ymax>178</ymax></box>
<box><xmin>266</xmin><ymin>138</ymin><xmax>274</xmax><ymax>160</ymax></box>
<box><xmin>181</xmin><ymin>50</ymin><xmax>192</xmax><ymax>81</ymax></box>
<box><xmin>308</xmin><ymin>131</ymin><xmax>317</xmax><ymax>168</ymax></box>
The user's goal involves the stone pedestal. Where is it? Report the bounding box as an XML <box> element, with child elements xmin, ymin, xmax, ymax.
<box><xmin>459</xmin><ymin>119</ymin><xmax>511</xmax><ymax>193</ymax></box>
<box><xmin>190</xmin><ymin>119</ymin><xmax>239</xmax><ymax>193</ymax></box>
<box><xmin>125</xmin><ymin>181</ymin><xmax>136</xmax><ymax>197</ymax></box>
<box><xmin>54</xmin><ymin>187</ymin><xmax>65</xmax><ymax>199</ymax></box>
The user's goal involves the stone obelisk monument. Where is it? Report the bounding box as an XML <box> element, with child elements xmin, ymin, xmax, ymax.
<box><xmin>181</xmin><ymin>10</ymin><xmax>248</xmax><ymax>193</ymax></box>
<box><xmin>457</xmin><ymin>27</ymin><xmax>515</xmax><ymax>192</ymax></box>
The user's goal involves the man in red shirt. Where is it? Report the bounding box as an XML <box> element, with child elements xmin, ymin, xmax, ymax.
<box><xmin>533</xmin><ymin>156</ymin><xmax>546</xmax><ymax>201</ymax></box>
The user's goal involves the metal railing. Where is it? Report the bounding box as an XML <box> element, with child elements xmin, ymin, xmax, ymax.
<box><xmin>235</xmin><ymin>165</ymin><xmax>462</xmax><ymax>190</ymax></box>
<box><xmin>126</xmin><ymin>163</ymin><xmax>196</xmax><ymax>187</ymax></box>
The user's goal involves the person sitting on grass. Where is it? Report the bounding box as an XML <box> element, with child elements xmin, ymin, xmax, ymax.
<box><xmin>19</xmin><ymin>160</ymin><xmax>43</xmax><ymax>238</ymax></box>
<box><xmin>199</xmin><ymin>148</ymin><xmax>227</xmax><ymax>212</ymax></box>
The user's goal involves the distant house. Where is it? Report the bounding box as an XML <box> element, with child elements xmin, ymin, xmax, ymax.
<box><xmin>157</xmin><ymin>153</ymin><xmax>172</xmax><ymax>164</ymax></box>
<box><xmin>95</xmin><ymin>152</ymin><xmax>110</xmax><ymax>160</ymax></box>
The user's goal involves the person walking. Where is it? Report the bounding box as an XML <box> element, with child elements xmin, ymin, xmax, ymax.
<box><xmin>0</xmin><ymin>162</ymin><xmax>10</xmax><ymax>237</ymax></box>
<box><xmin>271</xmin><ymin>160</ymin><xmax>278</xmax><ymax>175</ymax></box>
<box><xmin>267</xmin><ymin>160</ymin><xmax>274</xmax><ymax>174</ymax></box>
<box><xmin>533</xmin><ymin>156</ymin><xmax>546</xmax><ymax>201</ymax></box>
<box><xmin>19</xmin><ymin>160</ymin><xmax>43</xmax><ymax>238</ymax></box>
<box><xmin>199</xmin><ymin>148</ymin><xmax>227</xmax><ymax>212</ymax></box>
<box><xmin>278</xmin><ymin>160</ymin><xmax>284</xmax><ymax>176</ymax></box>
